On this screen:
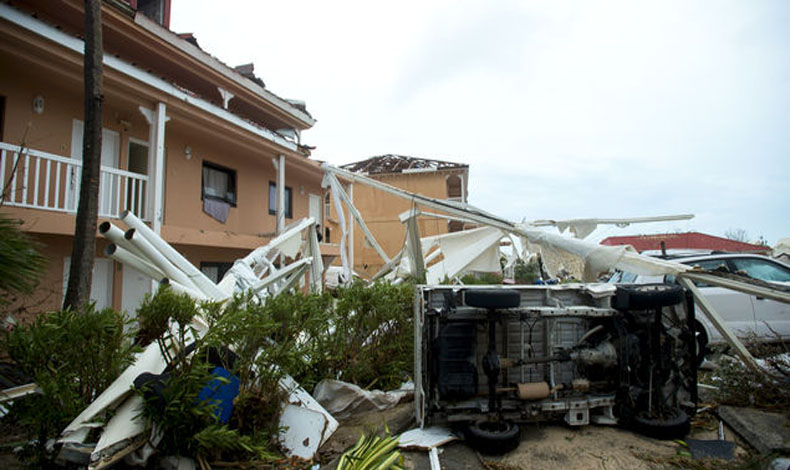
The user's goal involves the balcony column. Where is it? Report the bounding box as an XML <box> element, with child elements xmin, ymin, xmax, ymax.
<box><xmin>139</xmin><ymin>103</ymin><xmax>169</xmax><ymax>234</ymax></box>
<box><xmin>273</xmin><ymin>154</ymin><xmax>285</xmax><ymax>235</ymax></box>
<box><xmin>461</xmin><ymin>172</ymin><xmax>466</xmax><ymax>202</ymax></box>
<box><xmin>348</xmin><ymin>182</ymin><xmax>354</xmax><ymax>273</ymax></box>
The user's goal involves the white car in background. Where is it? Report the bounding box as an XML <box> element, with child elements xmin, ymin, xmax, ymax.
<box><xmin>609</xmin><ymin>253</ymin><xmax>790</xmax><ymax>350</ymax></box>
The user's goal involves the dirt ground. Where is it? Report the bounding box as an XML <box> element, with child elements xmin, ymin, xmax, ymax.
<box><xmin>321</xmin><ymin>401</ymin><xmax>751</xmax><ymax>470</ymax></box>
<box><xmin>488</xmin><ymin>424</ymin><xmax>679</xmax><ymax>470</ymax></box>
<box><xmin>397</xmin><ymin>420</ymin><xmax>744</xmax><ymax>470</ymax></box>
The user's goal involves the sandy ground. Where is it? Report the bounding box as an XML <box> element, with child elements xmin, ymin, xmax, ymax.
<box><xmin>488</xmin><ymin>424</ymin><xmax>679</xmax><ymax>470</ymax></box>
<box><xmin>321</xmin><ymin>401</ymin><xmax>747</xmax><ymax>470</ymax></box>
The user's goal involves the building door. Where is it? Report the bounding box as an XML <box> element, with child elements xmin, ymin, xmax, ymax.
<box><xmin>122</xmin><ymin>264</ymin><xmax>151</xmax><ymax>320</ymax></box>
<box><xmin>309</xmin><ymin>193</ymin><xmax>322</xmax><ymax>241</ymax></box>
<box><xmin>68</xmin><ymin>120</ymin><xmax>121</xmax><ymax>212</ymax></box>
<box><xmin>63</xmin><ymin>257</ymin><xmax>114</xmax><ymax>310</ymax></box>
<box><xmin>126</xmin><ymin>138</ymin><xmax>149</xmax><ymax>217</ymax></box>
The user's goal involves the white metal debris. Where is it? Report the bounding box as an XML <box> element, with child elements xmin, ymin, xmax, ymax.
<box><xmin>60</xmin><ymin>213</ymin><xmax>335</xmax><ymax>467</ymax></box>
<box><xmin>398</xmin><ymin>427</ymin><xmax>457</xmax><ymax>450</ymax></box>
<box><xmin>321</xmin><ymin>163</ymin><xmax>788</xmax><ymax>374</ymax></box>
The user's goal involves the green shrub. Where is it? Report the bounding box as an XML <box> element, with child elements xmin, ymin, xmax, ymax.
<box><xmin>134</xmin><ymin>281</ymin><xmax>415</xmax><ymax>463</ymax></box>
<box><xmin>305</xmin><ymin>280</ymin><xmax>414</xmax><ymax>390</ymax></box>
<box><xmin>134</xmin><ymin>287</ymin><xmax>221</xmax><ymax>457</ymax></box>
<box><xmin>458</xmin><ymin>272</ymin><xmax>503</xmax><ymax>285</ymax></box>
<box><xmin>1</xmin><ymin>304</ymin><xmax>138</xmax><ymax>467</ymax></box>
<box><xmin>0</xmin><ymin>213</ymin><xmax>46</xmax><ymax>306</ymax></box>
<box><xmin>513</xmin><ymin>258</ymin><xmax>540</xmax><ymax>284</ymax></box>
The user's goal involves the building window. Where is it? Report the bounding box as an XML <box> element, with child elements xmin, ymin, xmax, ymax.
<box><xmin>200</xmin><ymin>261</ymin><xmax>233</xmax><ymax>284</ymax></box>
<box><xmin>268</xmin><ymin>181</ymin><xmax>292</xmax><ymax>218</ymax></box>
<box><xmin>136</xmin><ymin>0</ymin><xmax>167</xmax><ymax>26</ymax></box>
<box><xmin>202</xmin><ymin>161</ymin><xmax>236</xmax><ymax>205</ymax></box>
<box><xmin>324</xmin><ymin>192</ymin><xmax>331</xmax><ymax>218</ymax></box>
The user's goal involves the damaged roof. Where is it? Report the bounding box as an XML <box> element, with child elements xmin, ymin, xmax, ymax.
<box><xmin>341</xmin><ymin>155</ymin><xmax>468</xmax><ymax>175</ymax></box>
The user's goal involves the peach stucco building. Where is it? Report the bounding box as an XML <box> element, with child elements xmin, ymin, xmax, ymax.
<box><xmin>338</xmin><ymin>155</ymin><xmax>469</xmax><ymax>278</ymax></box>
<box><xmin>0</xmin><ymin>0</ymin><xmax>338</xmax><ymax>316</ymax></box>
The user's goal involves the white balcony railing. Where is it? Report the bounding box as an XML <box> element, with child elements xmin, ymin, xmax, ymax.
<box><xmin>0</xmin><ymin>142</ymin><xmax>148</xmax><ymax>220</ymax></box>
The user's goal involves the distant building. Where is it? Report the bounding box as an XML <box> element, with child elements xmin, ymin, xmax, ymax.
<box><xmin>600</xmin><ymin>232</ymin><xmax>771</xmax><ymax>255</ymax></box>
<box><xmin>338</xmin><ymin>155</ymin><xmax>469</xmax><ymax>277</ymax></box>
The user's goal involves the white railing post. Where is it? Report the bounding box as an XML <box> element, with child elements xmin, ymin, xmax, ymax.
<box><xmin>0</xmin><ymin>149</ymin><xmax>6</xmax><ymax>200</ymax></box>
<box><xmin>44</xmin><ymin>159</ymin><xmax>51</xmax><ymax>208</ymax></box>
<box><xmin>22</xmin><ymin>152</ymin><xmax>29</xmax><ymax>205</ymax></box>
<box><xmin>10</xmin><ymin>150</ymin><xmax>17</xmax><ymax>203</ymax></box>
<box><xmin>54</xmin><ymin>162</ymin><xmax>61</xmax><ymax>209</ymax></box>
<box><xmin>33</xmin><ymin>156</ymin><xmax>40</xmax><ymax>207</ymax></box>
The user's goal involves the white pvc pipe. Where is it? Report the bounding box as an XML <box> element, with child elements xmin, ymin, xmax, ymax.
<box><xmin>251</xmin><ymin>258</ymin><xmax>312</xmax><ymax>294</ymax></box>
<box><xmin>125</xmin><ymin>228</ymin><xmax>199</xmax><ymax>293</ymax></box>
<box><xmin>122</xmin><ymin>210</ymin><xmax>226</xmax><ymax>299</ymax></box>
<box><xmin>105</xmin><ymin>244</ymin><xmax>166</xmax><ymax>281</ymax></box>
<box><xmin>159</xmin><ymin>278</ymin><xmax>207</xmax><ymax>302</ymax></box>
<box><xmin>99</xmin><ymin>221</ymin><xmax>147</xmax><ymax>260</ymax></box>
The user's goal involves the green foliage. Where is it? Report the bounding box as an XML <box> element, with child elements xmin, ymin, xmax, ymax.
<box><xmin>513</xmin><ymin>259</ymin><xmax>541</xmax><ymax>284</ymax></box>
<box><xmin>136</xmin><ymin>285</ymin><xmax>200</xmax><ymax>348</ymax></box>
<box><xmin>194</xmin><ymin>424</ymin><xmax>279</xmax><ymax>461</ymax></box>
<box><xmin>304</xmin><ymin>280</ymin><xmax>414</xmax><ymax>390</ymax></box>
<box><xmin>458</xmin><ymin>272</ymin><xmax>503</xmax><ymax>285</ymax></box>
<box><xmin>136</xmin><ymin>361</ymin><xmax>216</xmax><ymax>457</ymax></box>
<box><xmin>1</xmin><ymin>304</ymin><xmax>138</xmax><ymax>467</ymax></box>
<box><xmin>337</xmin><ymin>430</ymin><xmax>403</xmax><ymax>470</ymax></box>
<box><xmin>134</xmin><ymin>281</ymin><xmax>415</xmax><ymax>463</ymax></box>
<box><xmin>135</xmin><ymin>287</ymin><xmax>220</xmax><ymax>457</ymax></box>
<box><xmin>0</xmin><ymin>213</ymin><xmax>46</xmax><ymax>305</ymax></box>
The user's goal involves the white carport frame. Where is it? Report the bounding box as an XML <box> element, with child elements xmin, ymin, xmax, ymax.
<box><xmin>322</xmin><ymin>164</ymin><xmax>790</xmax><ymax>372</ymax></box>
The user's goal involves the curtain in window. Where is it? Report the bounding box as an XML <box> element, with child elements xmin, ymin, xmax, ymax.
<box><xmin>203</xmin><ymin>166</ymin><xmax>228</xmax><ymax>198</ymax></box>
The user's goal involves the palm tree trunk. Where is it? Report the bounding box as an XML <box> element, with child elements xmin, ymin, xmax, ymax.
<box><xmin>63</xmin><ymin>0</ymin><xmax>103</xmax><ymax>310</ymax></box>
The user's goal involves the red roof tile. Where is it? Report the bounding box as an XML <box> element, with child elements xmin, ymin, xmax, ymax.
<box><xmin>600</xmin><ymin>232</ymin><xmax>769</xmax><ymax>254</ymax></box>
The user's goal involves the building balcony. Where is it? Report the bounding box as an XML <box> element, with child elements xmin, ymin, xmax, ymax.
<box><xmin>0</xmin><ymin>142</ymin><xmax>148</xmax><ymax>221</ymax></box>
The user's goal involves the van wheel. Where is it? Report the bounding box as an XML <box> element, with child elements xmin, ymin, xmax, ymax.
<box><xmin>631</xmin><ymin>408</ymin><xmax>690</xmax><ymax>440</ymax></box>
<box><xmin>465</xmin><ymin>420</ymin><xmax>520</xmax><ymax>455</ymax></box>
<box><xmin>614</xmin><ymin>284</ymin><xmax>684</xmax><ymax>310</ymax></box>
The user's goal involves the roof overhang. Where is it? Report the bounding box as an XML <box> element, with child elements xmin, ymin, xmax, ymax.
<box><xmin>0</xmin><ymin>3</ymin><xmax>299</xmax><ymax>153</ymax></box>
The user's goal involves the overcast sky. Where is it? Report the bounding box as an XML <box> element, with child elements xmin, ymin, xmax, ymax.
<box><xmin>171</xmin><ymin>0</ymin><xmax>789</xmax><ymax>245</ymax></box>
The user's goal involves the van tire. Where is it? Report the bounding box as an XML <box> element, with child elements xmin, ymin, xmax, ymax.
<box><xmin>465</xmin><ymin>290</ymin><xmax>521</xmax><ymax>309</ymax></box>
<box><xmin>614</xmin><ymin>284</ymin><xmax>684</xmax><ymax>310</ymax></box>
<box><xmin>631</xmin><ymin>408</ymin><xmax>690</xmax><ymax>440</ymax></box>
<box><xmin>465</xmin><ymin>420</ymin><xmax>521</xmax><ymax>455</ymax></box>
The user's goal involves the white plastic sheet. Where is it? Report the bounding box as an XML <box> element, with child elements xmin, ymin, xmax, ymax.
<box><xmin>516</xmin><ymin>224</ymin><xmax>690</xmax><ymax>281</ymax></box>
<box><xmin>313</xmin><ymin>379</ymin><xmax>413</xmax><ymax>420</ymax></box>
<box><xmin>387</xmin><ymin>226</ymin><xmax>504</xmax><ymax>283</ymax></box>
